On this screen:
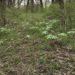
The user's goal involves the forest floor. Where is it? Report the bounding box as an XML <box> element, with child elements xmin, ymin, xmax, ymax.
<box><xmin>0</xmin><ymin>10</ymin><xmax>75</xmax><ymax>75</ymax></box>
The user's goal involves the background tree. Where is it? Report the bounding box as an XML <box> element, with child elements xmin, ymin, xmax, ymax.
<box><xmin>26</xmin><ymin>0</ymin><xmax>34</xmax><ymax>12</ymax></box>
<box><xmin>0</xmin><ymin>0</ymin><xmax>6</xmax><ymax>26</ymax></box>
<box><xmin>40</xmin><ymin>0</ymin><xmax>43</xmax><ymax>8</ymax></box>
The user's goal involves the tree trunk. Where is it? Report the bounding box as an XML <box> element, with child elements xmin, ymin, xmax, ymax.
<box><xmin>58</xmin><ymin>0</ymin><xmax>67</xmax><ymax>31</ymax></box>
<box><xmin>40</xmin><ymin>0</ymin><xmax>43</xmax><ymax>8</ymax></box>
<box><xmin>26</xmin><ymin>0</ymin><xmax>34</xmax><ymax>12</ymax></box>
<box><xmin>0</xmin><ymin>0</ymin><xmax>6</xmax><ymax>26</ymax></box>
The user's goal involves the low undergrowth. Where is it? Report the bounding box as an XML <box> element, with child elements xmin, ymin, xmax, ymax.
<box><xmin>0</xmin><ymin>4</ymin><xmax>75</xmax><ymax>75</ymax></box>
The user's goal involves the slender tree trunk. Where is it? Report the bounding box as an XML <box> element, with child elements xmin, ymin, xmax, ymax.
<box><xmin>26</xmin><ymin>0</ymin><xmax>34</xmax><ymax>12</ymax></box>
<box><xmin>58</xmin><ymin>0</ymin><xmax>67</xmax><ymax>31</ymax></box>
<box><xmin>18</xmin><ymin>0</ymin><xmax>23</xmax><ymax>8</ymax></box>
<box><xmin>40</xmin><ymin>0</ymin><xmax>43</xmax><ymax>8</ymax></box>
<box><xmin>31</xmin><ymin>0</ymin><xmax>34</xmax><ymax>12</ymax></box>
<box><xmin>52</xmin><ymin>0</ymin><xmax>55</xmax><ymax>3</ymax></box>
<box><xmin>68</xmin><ymin>0</ymin><xmax>72</xmax><ymax>29</ymax></box>
<box><xmin>0</xmin><ymin>0</ymin><xmax>6</xmax><ymax>26</ymax></box>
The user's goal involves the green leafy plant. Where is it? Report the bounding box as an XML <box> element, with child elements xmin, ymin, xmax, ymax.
<box><xmin>46</xmin><ymin>34</ymin><xmax>58</xmax><ymax>40</ymax></box>
<box><xmin>0</xmin><ymin>27</ymin><xmax>11</xmax><ymax>34</ymax></box>
<box><xmin>67</xmin><ymin>30</ymin><xmax>75</xmax><ymax>34</ymax></box>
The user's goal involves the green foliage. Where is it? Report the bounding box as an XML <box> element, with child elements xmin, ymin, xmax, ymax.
<box><xmin>0</xmin><ymin>27</ymin><xmax>11</xmax><ymax>34</ymax></box>
<box><xmin>46</xmin><ymin>34</ymin><xmax>58</xmax><ymax>40</ymax></box>
<box><xmin>0</xmin><ymin>27</ymin><xmax>11</xmax><ymax>39</ymax></box>
<box><xmin>0</xmin><ymin>40</ymin><xmax>4</xmax><ymax>45</ymax></box>
<box><xmin>67</xmin><ymin>30</ymin><xmax>75</xmax><ymax>34</ymax></box>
